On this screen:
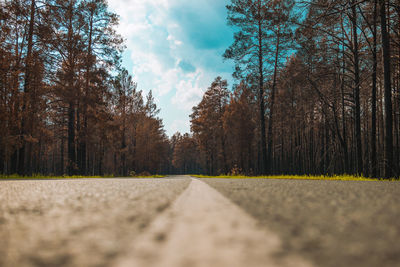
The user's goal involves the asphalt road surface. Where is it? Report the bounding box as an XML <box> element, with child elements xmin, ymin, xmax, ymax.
<box><xmin>0</xmin><ymin>177</ymin><xmax>190</xmax><ymax>267</ymax></box>
<box><xmin>203</xmin><ymin>178</ymin><xmax>400</xmax><ymax>267</ymax></box>
<box><xmin>0</xmin><ymin>176</ymin><xmax>399</xmax><ymax>267</ymax></box>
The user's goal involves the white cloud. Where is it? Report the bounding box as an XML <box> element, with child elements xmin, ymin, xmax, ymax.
<box><xmin>167</xmin><ymin>34</ymin><xmax>183</xmax><ymax>46</ymax></box>
<box><xmin>169</xmin><ymin>119</ymin><xmax>190</xmax><ymax>135</ymax></box>
<box><xmin>107</xmin><ymin>0</ymin><xmax>235</xmax><ymax>136</ymax></box>
<box><xmin>153</xmin><ymin>67</ymin><xmax>180</xmax><ymax>96</ymax></box>
<box><xmin>172</xmin><ymin>70</ymin><xmax>205</xmax><ymax>111</ymax></box>
<box><xmin>109</xmin><ymin>0</ymin><xmax>178</xmax><ymax>96</ymax></box>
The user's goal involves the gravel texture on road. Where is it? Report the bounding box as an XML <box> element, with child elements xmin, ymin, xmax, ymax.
<box><xmin>0</xmin><ymin>177</ymin><xmax>190</xmax><ymax>267</ymax></box>
<box><xmin>201</xmin><ymin>178</ymin><xmax>400</xmax><ymax>267</ymax></box>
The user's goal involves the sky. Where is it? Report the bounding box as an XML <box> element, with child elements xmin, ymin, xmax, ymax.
<box><xmin>108</xmin><ymin>0</ymin><xmax>236</xmax><ymax>137</ymax></box>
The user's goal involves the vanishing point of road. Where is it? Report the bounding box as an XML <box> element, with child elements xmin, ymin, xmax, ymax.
<box><xmin>0</xmin><ymin>176</ymin><xmax>399</xmax><ymax>267</ymax></box>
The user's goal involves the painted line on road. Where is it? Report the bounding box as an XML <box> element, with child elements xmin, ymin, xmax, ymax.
<box><xmin>115</xmin><ymin>177</ymin><xmax>312</xmax><ymax>267</ymax></box>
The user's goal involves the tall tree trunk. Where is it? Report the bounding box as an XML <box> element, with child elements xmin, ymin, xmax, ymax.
<box><xmin>397</xmin><ymin>10</ymin><xmax>400</xmax><ymax>175</ymax></box>
<box><xmin>80</xmin><ymin>11</ymin><xmax>94</xmax><ymax>175</ymax></box>
<box><xmin>61</xmin><ymin>130</ymin><xmax>65</xmax><ymax>175</ymax></box>
<box><xmin>352</xmin><ymin>0</ymin><xmax>363</xmax><ymax>175</ymax></box>
<box><xmin>340</xmin><ymin>60</ymin><xmax>349</xmax><ymax>173</ymax></box>
<box><xmin>67</xmin><ymin>101</ymin><xmax>76</xmax><ymax>175</ymax></box>
<box><xmin>371</xmin><ymin>0</ymin><xmax>378</xmax><ymax>177</ymax></box>
<box><xmin>77</xmin><ymin>102</ymin><xmax>81</xmax><ymax>172</ymax></box>
<box><xmin>121</xmin><ymin>133</ymin><xmax>126</xmax><ymax>176</ymax></box>
<box><xmin>380</xmin><ymin>0</ymin><xmax>394</xmax><ymax>178</ymax></box>
<box><xmin>18</xmin><ymin>0</ymin><xmax>35</xmax><ymax>175</ymax></box>
<box><xmin>325</xmin><ymin>118</ymin><xmax>330</xmax><ymax>174</ymax></box>
<box><xmin>219</xmin><ymin>97</ymin><xmax>228</xmax><ymax>174</ymax></box>
<box><xmin>338</xmin><ymin>18</ymin><xmax>349</xmax><ymax>174</ymax></box>
<box><xmin>220</xmin><ymin>132</ymin><xmax>228</xmax><ymax>173</ymax></box>
<box><xmin>66</xmin><ymin>1</ymin><xmax>76</xmax><ymax>176</ymax></box>
<box><xmin>267</xmin><ymin>28</ymin><xmax>281</xmax><ymax>175</ymax></box>
<box><xmin>121</xmin><ymin>111</ymin><xmax>127</xmax><ymax>176</ymax></box>
<box><xmin>258</xmin><ymin>20</ymin><xmax>267</xmax><ymax>174</ymax></box>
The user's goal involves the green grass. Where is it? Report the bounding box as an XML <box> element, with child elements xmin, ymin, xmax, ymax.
<box><xmin>191</xmin><ymin>174</ymin><xmax>396</xmax><ymax>181</ymax></box>
<box><xmin>0</xmin><ymin>174</ymin><xmax>107</xmax><ymax>179</ymax></box>
<box><xmin>130</xmin><ymin>175</ymin><xmax>166</xmax><ymax>178</ymax></box>
<box><xmin>0</xmin><ymin>174</ymin><xmax>166</xmax><ymax>179</ymax></box>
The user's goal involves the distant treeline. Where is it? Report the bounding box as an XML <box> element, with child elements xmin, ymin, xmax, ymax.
<box><xmin>171</xmin><ymin>0</ymin><xmax>400</xmax><ymax>179</ymax></box>
<box><xmin>0</xmin><ymin>0</ymin><xmax>171</xmax><ymax>176</ymax></box>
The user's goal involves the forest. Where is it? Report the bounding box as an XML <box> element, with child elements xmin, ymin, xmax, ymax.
<box><xmin>1</xmin><ymin>0</ymin><xmax>400</xmax><ymax>179</ymax></box>
<box><xmin>176</xmin><ymin>0</ymin><xmax>400</xmax><ymax>179</ymax></box>
<box><xmin>0</xmin><ymin>0</ymin><xmax>171</xmax><ymax>176</ymax></box>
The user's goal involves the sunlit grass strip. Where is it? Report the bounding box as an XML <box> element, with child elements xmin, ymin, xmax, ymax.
<box><xmin>191</xmin><ymin>174</ymin><xmax>395</xmax><ymax>181</ymax></box>
<box><xmin>0</xmin><ymin>174</ymin><xmax>106</xmax><ymax>179</ymax></box>
<box><xmin>131</xmin><ymin>175</ymin><xmax>166</xmax><ymax>178</ymax></box>
<box><xmin>0</xmin><ymin>174</ymin><xmax>166</xmax><ymax>179</ymax></box>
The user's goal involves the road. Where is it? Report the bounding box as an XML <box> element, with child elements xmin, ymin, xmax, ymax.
<box><xmin>0</xmin><ymin>177</ymin><xmax>190</xmax><ymax>267</ymax></box>
<box><xmin>203</xmin><ymin>178</ymin><xmax>400</xmax><ymax>267</ymax></box>
<box><xmin>0</xmin><ymin>176</ymin><xmax>399</xmax><ymax>267</ymax></box>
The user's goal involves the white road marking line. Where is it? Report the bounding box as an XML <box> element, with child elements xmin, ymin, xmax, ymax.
<box><xmin>116</xmin><ymin>177</ymin><xmax>312</xmax><ymax>267</ymax></box>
